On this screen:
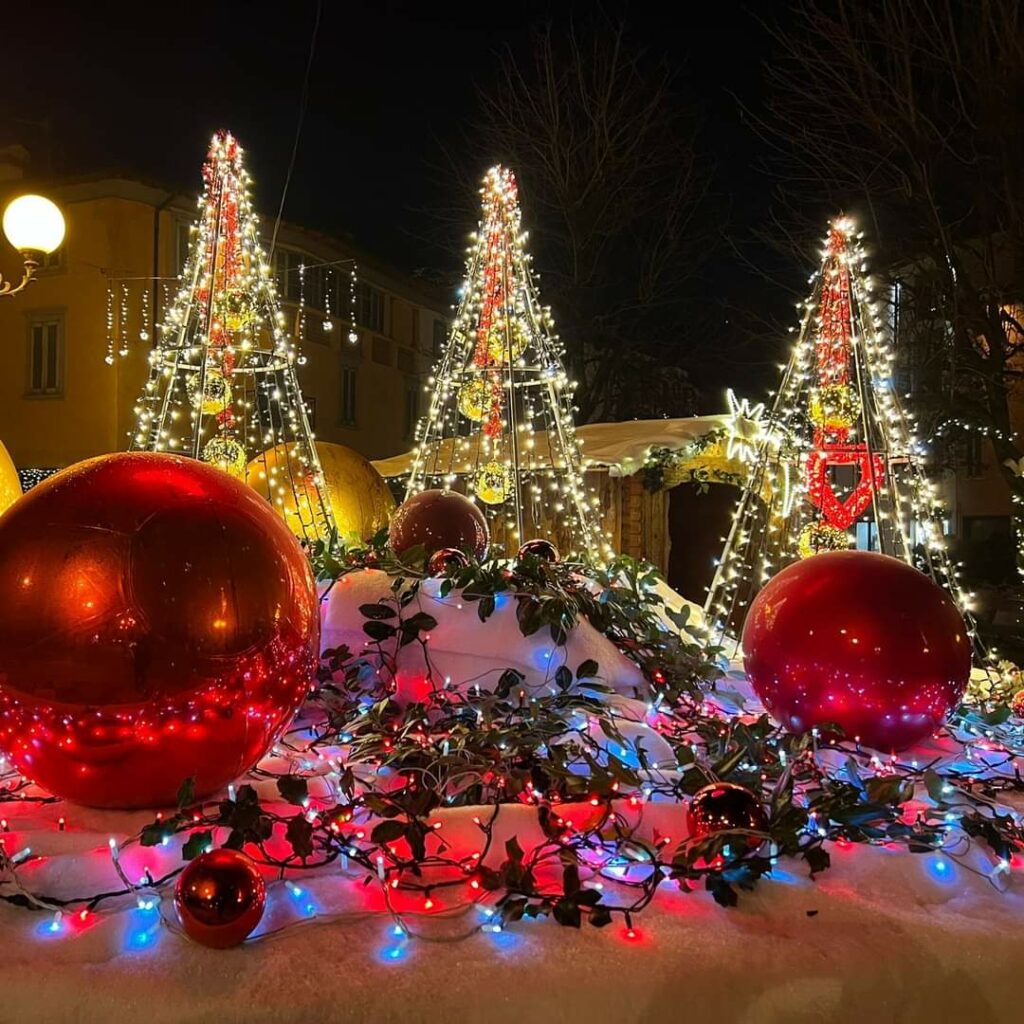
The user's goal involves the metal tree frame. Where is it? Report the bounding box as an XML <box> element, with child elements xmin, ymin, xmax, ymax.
<box><xmin>129</xmin><ymin>131</ymin><xmax>334</xmax><ymax>545</ymax></box>
<box><xmin>405</xmin><ymin>167</ymin><xmax>607</xmax><ymax>561</ymax></box>
<box><xmin>704</xmin><ymin>218</ymin><xmax>985</xmax><ymax>658</ymax></box>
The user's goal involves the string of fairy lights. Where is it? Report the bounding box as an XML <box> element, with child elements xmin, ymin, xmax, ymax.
<box><xmin>121</xmin><ymin>131</ymin><xmax>334</xmax><ymax>544</ymax></box>
<box><xmin>703</xmin><ymin>217</ymin><xmax>992</xmax><ymax>660</ymax></box>
<box><xmin>404</xmin><ymin>166</ymin><xmax>611</xmax><ymax>561</ymax></box>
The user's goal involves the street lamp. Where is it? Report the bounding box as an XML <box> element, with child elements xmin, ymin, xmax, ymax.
<box><xmin>0</xmin><ymin>194</ymin><xmax>66</xmax><ymax>298</ymax></box>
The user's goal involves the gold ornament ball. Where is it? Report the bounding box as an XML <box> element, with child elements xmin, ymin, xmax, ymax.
<box><xmin>246</xmin><ymin>441</ymin><xmax>395</xmax><ymax>547</ymax></box>
<box><xmin>202</xmin><ymin>436</ymin><xmax>248</xmax><ymax>478</ymax></box>
<box><xmin>457</xmin><ymin>378</ymin><xmax>491</xmax><ymax>422</ymax></box>
<box><xmin>475</xmin><ymin>461</ymin><xmax>513</xmax><ymax>505</ymax></box>
<box><xmin>809</xmin><ymin>384</ymin><xmax>860</xmax><ymax>430</ymax></box>
<box><xmin>0</xmin><ymin>440</ymin><xmax>21</xmax><ymax>519</ymax></box>
<box><xmin>221</xmin><ymin>290</ymin><xmax>255</xmax><ymax>332</ymax></box>
<box><xmin>797</xmin><ymin>522</ymin><xmax>851</xmax><ymax>559</ymax></box>
<box><xmin>486</xmin><ymin>317</ymin><xmax>527</xmax><ymax>363</ymax></box>
<box><xmin>187</xmin><ymin>367</ymin><xmax>233</xmax><ymax>415</ymax></box>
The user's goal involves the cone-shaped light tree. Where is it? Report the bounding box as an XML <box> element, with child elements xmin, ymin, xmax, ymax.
<box><xmin>130</xmin><ymin>131</ymin><xmax>333</xmax><ymax>543</ymax></box>
<box><xmin>405</xmin><ymin>166</ymin><xmax>609</xmax><ymax>560</ymax></box>
<box><xmin>704</xmin><ymin>216</ymin><xmax>982</xmax><ymax>650</ymax></box>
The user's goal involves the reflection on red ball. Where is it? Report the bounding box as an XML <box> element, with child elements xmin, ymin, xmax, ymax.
<box><xmin>388</xmin><ymin>489</ymin><xmax>489</xmax><ymax>560</ymax></box>
<box><xmin>742</xmin><ymin>550</ymin><xmax>970</xmax><ymax>751</ymax></box>
<box><xmin>517</xmin><ymin>539</ymin><xmax>559</xmax><ymax>563</ymax></box>
<box><xmin>174</xmin><ymin>848</ymin><xmax>266</xmax><ymax>948</ymax></box>
<box><xmin>0</xmin><ymin>453</ymin><xmax>319</xmax><ymax>808</ymax></box>
<box><xmin>426</xmin><ymin>547</ymin><xmax>471</xmax><ymax>576</ymax></box>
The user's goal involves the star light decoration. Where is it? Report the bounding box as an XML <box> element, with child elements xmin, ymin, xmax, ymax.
<box><xmin>703</xmin><ymin>216</ymin><xmax>990</xmax><ymax>661</ymax></box>
<box><xmin>126</xmin><ymin>131</ymin><xmax>334</xmax><ymax>543</ymax></box>
<box><xmin>723</xmin><ymin>388</ymin><xmax>768</xmax><ymax>464</ymax></box>
<box><xmin>404</xmin><ymin>166</ymin><xmax>611</xmax><ymax>561</ymax></box>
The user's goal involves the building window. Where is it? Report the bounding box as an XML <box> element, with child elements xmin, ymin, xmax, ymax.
<box><xmin>357</xmin><ymin>282</ymin><xmax>385</xmax><ymax>333</ymax></box>
<box><xmin>432</xmin><ymin>318</ymin><xmax>447</xmax><ymax>357</ymax></box>
<box><xmin>27</xmin><ymin>314</ymin><xmax>63</xmax><ymax>396</ymax></box>
<box><xmin>305</xmin><ymin>264</ymin><xmax>325</xmax><ymax>312</ymax></box>
<box><xmin>340</xmin><ymin>365</ymin><xmax>357</xmax><ymax>426</ymax></box>
<box><xmin>273</xmin><ymin>248</ymin><xmax>304</xmax><ymax>302</ymax></box>
<box><xmin>410</xmin><ymin>308</ymin><xmax>420</xmax><ymax>347</ymax></box>
<box><xmin>404</xmin><ymin>381</ymin><xmax>419</xmax><ymax>439</ymax></box>
<box><xmin>372</xmin><ymin>336</ymin><xmax>391</xmax><ymax>366</ymax></box>
<box><xmin>965</xmin><ymin>433</ymin><xmax>984</xmax><ymax>478</ymax></box>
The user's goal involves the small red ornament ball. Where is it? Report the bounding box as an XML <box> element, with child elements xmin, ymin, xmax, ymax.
<box><xmin>0</xmin><ymin>452</ymin><xmax>319</xmax><ymax>808</ymax></box>
<box><xmin>426</xmin><ymin>547</ymin><xmax>471</xmax><ymax>576</ymax></box>
<box><xmin>388</xmin><ymin>489</ymin><xmax>489</xmax><ymax>560</ymax></box>
<box><xmin>517</xmin><ymin>539</ymin><xmax>559</xmax><ymax>563</ymax></box>
<box><xmin>742</xmin><ymin>550</ymin><xmax>970</xmax><ymax>751</ymax></box>
<box><xmin>687</xmin><ymin>782</ymin><xmax>767</xmax><ymax>850</ymax></box>
<box><xmin>174</xmin><ymin>848</ymin><xmax>266</xmax><ymax>948</ymax></box>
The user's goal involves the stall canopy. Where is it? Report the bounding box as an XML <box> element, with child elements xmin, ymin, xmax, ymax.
<box><xmin>372</xmin><ymin>415</ymin><xmax>761</xmax><ymax>479</ymax></box>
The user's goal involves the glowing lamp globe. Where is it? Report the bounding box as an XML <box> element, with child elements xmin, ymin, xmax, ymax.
<box><xmin>0</xmin><ymin>452</ymin><xmax>319</xmax><ymax>808</ymax></box>
<box><xmin>2</xmin><ymin>194</ymin><xmax>65</xmax><ymax>255</ymax></box>
<box><xmin>742</xmin><ymin>550</ymin><xmax>970</xmax><ymax>751</ymax></box>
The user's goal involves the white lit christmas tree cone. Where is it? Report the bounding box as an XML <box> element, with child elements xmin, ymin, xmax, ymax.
<box><xmin>404</xmin><ymin>166</ymin><xmax>609</xmax><ymax>561</ymax></box>
<box><xmin>703</xmin><ymin>215</ymin><xmax>988</xmax><ymax>663</ymax></box>
<box><xmin>128</xmin><ymin>130</ymin><xmax>333</xmax><ymax>545</ymax></box>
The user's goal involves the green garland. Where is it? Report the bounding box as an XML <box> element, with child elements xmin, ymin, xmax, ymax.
<box><xmin>1</xmin><ymin>536</ymin><xmax>1023</xmax><ymax>939</ymax></box>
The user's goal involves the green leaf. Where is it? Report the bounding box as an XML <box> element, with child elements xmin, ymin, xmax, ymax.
<box><xmin>285</xmin><ymin>814</ymin><xmax>315</xmax><ymax>859</ymax></box>
<box><xmin>403</xmin><ymin>612</ymin><xmax>438</xmax><ymax>633</ymax></box>
<box><xmin>552</xmin><ymin>898</ymin><xmax>582</xmax><ymax>927</ymax></box>
<box><xmin>554</xmin><ymin>665</ymin><xmax>573</xmax><ymax>691</ymax></box>
<box><xmin>576</xmin><ymin>659</ymin><xmax>599</xmax><ymax>679</ymax></box>
<box><xmin>176</xmin><ymin>776</ymin><xmax>196</xmax><ymax>810</ymax></box>
<box><xmin>803</xmin><ymin>845</ymin><xmax>831</xmax><ymax>875</ymax></box>
<box><xmin>359</xmin><ymin>603</ymin><xmax>397</xmax><ymax>620</ymax></box>
<box><xmin>363</xmin><ymin>620</ymin><xmax>397</xmax><ymax>642</ymax></box>
<box><xmin>589</xmin><ymin>905</ymin><xmax>613</xmax><ymax>928</ymax></box>
<box><xmin>371</xmin><ymin>820</ymin><xmax>407</xmax><ymax>845</ymax></box>
<box><xmin>182</xmin><ymin>830</ymin><xmax>213</xmax><ymax>861</ymax></box>
<box><xmin>277</xmin><ymin>775</ymin><xmax>309</xmax><ymax>807</ymax></box>
<box><xmin>505</xmin><ymin>836</ymin><xmax>524</xmax><ymax>865</ymax></box>
<box><xmin>706</xmin><ymin>873</ymin><xmax>738</xmax><ymax>908</ymax></box>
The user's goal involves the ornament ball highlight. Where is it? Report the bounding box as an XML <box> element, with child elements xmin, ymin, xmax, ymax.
<box><xmin>0</xmin><ymin>453</ymin><xmax>319</xmax><ymax>808</ymax></box>
<box><xmin>742</xmin><ymin>550</ymin><xmax>970</xmax><ymax>751</ymax></box>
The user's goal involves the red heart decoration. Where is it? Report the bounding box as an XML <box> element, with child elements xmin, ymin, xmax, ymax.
<box><xmin>805</xmin><ymin>447</ymin><xmax>885</xmax><ymax>530</ymax></box>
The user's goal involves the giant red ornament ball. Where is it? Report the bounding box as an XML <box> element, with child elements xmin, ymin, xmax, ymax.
<box><xmin>388</xmin><ymin>488</ymin><xmax>489</xmax><ymax>560</ymax></box>
<box><xmin>174</xmin><ymin>848</ymin><xmax>266</xmax><ymax>948</ymax></box>
<box><xmin>742</xmin><ymin>550</ymin><xmax>970</xmax><ymax>751</ymax></box>
<box><xmin>0</xmin><ymin>452</ymin><xmax>319</xmax><ymax>808</ymax></box>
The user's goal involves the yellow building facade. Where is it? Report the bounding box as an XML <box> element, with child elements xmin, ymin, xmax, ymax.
<box><xmin>0</xmin><ymin>167</ymin><xmax>448</xmax><ymax>472</ymax></box>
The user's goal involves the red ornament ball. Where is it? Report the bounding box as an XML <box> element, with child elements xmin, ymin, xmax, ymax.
<box><xmin>686</xmin><ymin>782</ymin><xmax>767</xmax><ymax>850</ymax></box>
<box><xmin>174</xmin><ymin>848</ymin><xmax>266</xmax><ymax>948</ymax></box>
<box><xmin>517</xmin><ymin>539</ymin><xmax>559</xmax><ymax>563</ymax></box>
<box><xmin>0</xmin><ymin>452</ymin><xmax>319</xmax><ymax>808</ymax></box>
<box><xmin>426</xmin><ymin>547</ymin><xmax>471</xmax><ymax>576</ymax></box>
<box><xmin>388</xmin><ymin>489</ymin><xmax>489</xmax><ymax>560</ymax></box>
<box><xmin>742</xmin><ymin>550</ymin><xmax>970</xmax><ymax>751</ymax></box>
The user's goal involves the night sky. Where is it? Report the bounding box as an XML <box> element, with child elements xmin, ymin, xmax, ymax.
<box><xmin>3</xmin><ymin>0</ymin><xmax>796</xmax><ymax>400</ymax></box>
